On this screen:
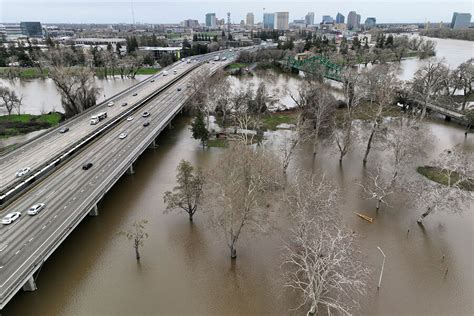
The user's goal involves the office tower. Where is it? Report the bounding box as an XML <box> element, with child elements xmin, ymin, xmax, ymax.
<box><xmin>347</xmin><ymin>11</ymin><xmax>357</xmax><ymax>30</ymax></box>
<box><xmin>205</xmin><ymin>13</ymin><xmax>216</xmax><ymax>27</ymax></box>
<box><xmin>305</xmin><ymin>12</ymin><xmax>315</xmax><ymax>26</ymax></box>
<box><xmin>322</xmin><ymin>15</ymin><xmax>334</xmax><ymax>24</ymax></box>
<box><xmin>274</xmin><ymin>12</ymin><xmax>289</xmax><ymax>30</ymax></box>
<box><xmin>263</xmin><ymin>13</ymin><xmax>275</xmax><ymax>29</ymax></box>
<box><xmin>364</xmin><ymin>17</ymin><xmax>376</xmax><ymax>29</ymax></box>
<box><xmin>451</xmin><ymin>12</ymin><xmax>471</xmax><ymax>29</ymax></box>
<box><xmin>246</xmin><ymin>13</ymin><xmax>255</xmax><ymax>26</ymax></box>
<box><xmin>336</xmin><ymin>12</ymin><xmax>345</xmax><ymax>24</ymax></box>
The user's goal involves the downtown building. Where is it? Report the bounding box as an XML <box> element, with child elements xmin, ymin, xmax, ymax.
<box><xmin>205</xmin><ymin>13</ymin><xmax>217</xmax><ymax>27</ymax></box>
<box><xmin>246</xmin><ymin>13</ymin><xmax>255</xmax><ymax>26</ymax></box>
<box><xmin>305</xmin><ymin>12</ymin><xmax>315</xmax><ymax>26</ymax></box>
<box><xmin>365</xmin><ymin>17</ymin><xmax>376</xmax><ymax>29</ymax></box>
<box><xmin>336</xmin><ymin>12</ymin><xmax>345</xmax><ymax>24</ymax></box>
<box><xmin>347</xmin><ymin>11</ymin><xmax>361</xmax><ymax>30</ymax></box>
<box><xmin>274</xmin><ymin>12</ymin><xmax>289</xmax><ymax>30</ymax></box>
<box><xmin>263</xmin><ymin>13</ymin><xmax>275</xmax><ymax>29</ymax></box>
<box><xmin>450</xmin><ymin>12</ymin><xmax>471</xmax><ymax>29</ymax></box>
<box><xmin>322</xmin><ymin>15</ymin><xmax>334</xmax><ymax>24</ymax></box>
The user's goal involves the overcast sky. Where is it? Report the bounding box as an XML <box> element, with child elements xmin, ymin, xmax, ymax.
<box><xmin>1</xmin><ymin>0</ymin><xmax>473</xmax><ymax>24</ymax></box>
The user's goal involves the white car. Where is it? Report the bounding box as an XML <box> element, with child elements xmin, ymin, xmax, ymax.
<box><xmin>1</xmin><ymin>212</ymin><xmax>21</xmax><ymax>225</ymax></box>
<box><xmin>127</xmin><ymin>116</ymin><xmax>134</xmax><ymax>121</ymax></box>
<box><xmin>119</xmin><ymin>133</ymin><xmax>127</xmax><ymax>139</ymax></box>
<box><xmin>142</xmin><ymin>111</ymin><xmax>150</xmax><ymax>117</ymax></box>
<box><xmin>16</xmin><ymin>167</ymin><xmax>31</xmax><ymax>178</ymax></box>
<box><xmin>27</xmin><ymin>203</ymin><xmax>45</xmax><ymax>216</ymax></box>
<box><xmin>107</xmin><ymin>101</ymin><xmax>115</xmax><ymax>107</ymax></box>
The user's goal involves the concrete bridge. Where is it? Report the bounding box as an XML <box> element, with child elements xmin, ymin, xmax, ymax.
<box><xmin>0</xmin><ymin>48</ymin><xmax>247</xmax><ymax>310</ymax></box>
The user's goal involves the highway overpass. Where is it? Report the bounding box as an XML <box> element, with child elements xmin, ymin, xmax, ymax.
<box><xmin>0</xmin><ymin>48</ymin><xmax>243</xmax><ymax>310</ymax></box>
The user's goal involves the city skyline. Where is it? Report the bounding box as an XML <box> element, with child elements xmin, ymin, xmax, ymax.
<box><xmin>1</xmin><ymin>0</ymin><xmax>473</xmax><ymax>24</ymax></box>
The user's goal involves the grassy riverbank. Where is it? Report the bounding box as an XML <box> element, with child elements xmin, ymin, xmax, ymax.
<box><xmin>0</xmin><ymin>67</ymin><xmax>160</xmax><ymax>79</ymax></box>
<box><xmin>417</xmin><ymin>166</ymin><xmax>474</xmax><ymax>191</ymax></box>
<box><xmin>0</xmin><ymin>113</ymin><xmax>63</xmax><ymax>138</ymax></box>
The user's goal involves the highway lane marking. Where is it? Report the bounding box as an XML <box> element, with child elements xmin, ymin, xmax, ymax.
<box><xmin>28</xmin><ymin>238</ymin><xmax>34</xmax><ymax>242</ymax></box>
<box><xmin>0</xmin><ymin>243</ymin><xmax>7</xmax><ymax>252</ymax></box>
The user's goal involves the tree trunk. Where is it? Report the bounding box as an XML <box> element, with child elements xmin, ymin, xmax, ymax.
<box><xmin>363</xmin><ymin>125</ymin><xmax>376</xmax><ymax>165</ymax></box>
<box><xmin>135</xmin><ymin>246</ymin><xmax>140</xmax><ymax>261</ymax></box>
<box><xmin>189</xmin><ymin>212</ymin><xmax>193</xmax><ymax>222</ymax></box>
<box><xmin>230</xmin><ymin>244</ymin><xmax>237</xmax><ymax>259</ymax></box>
<box><xmin>376</xmin><ymin>199</ymin><xmax>381</xmax><ymax>211</ymax></box>
<box><xmin>307</xmin><ymin>302</ymin><xmax>317</xmax><ymax>315</ymax></box>
<box><xmin>417</xmin><ymin>207</ymin><xmax>434</xmax><ymax>224</ymax></box>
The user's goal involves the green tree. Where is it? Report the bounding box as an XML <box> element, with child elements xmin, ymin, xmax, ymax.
<box><xmin>163</xmin><ymin>160</ymin><xmax>205</xmax><ymax>222</ymax></box>
<box><xmin>191</xmin><ymin>110</ymin><xmax>209</xmax><ymax>149</ymax></box>
<box><xmin>118</xmin><ymin>220</ymin><xmax>148</xmax><ymax>261</ymax></box>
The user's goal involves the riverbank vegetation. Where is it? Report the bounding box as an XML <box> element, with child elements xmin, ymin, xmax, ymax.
<box><xmin>0</xmin><ymin>112</ymin><xmax>62</xmax><ymax>137</ymax></box>
<box><xmin>420</xmin><ymin>28</ymin><xmax>474</xmax><ymax>41</ymax></box>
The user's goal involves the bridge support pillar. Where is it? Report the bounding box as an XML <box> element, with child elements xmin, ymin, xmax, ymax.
<box><xmin>89</xmin><ymin>204</ymin><xmax>99</xmax><ymax>216</ymax></box>
<box><xmin>149</xmin><ymin>139</ymin><xmax>158</xmax><ymax>149</ymax></box>
<box><xmin>127</xmin><ymin>164</ymin><xmax>135</xmax><ymax>175</ymax></box>
<box><xmin>168</xmin><ymin>122</ymin><xmax>173</xmax><ymax>129</ymax></box>
<box><xmin>23</xmin><ymin>276</ymin><xmax>37</xmax><ymax>292</ymax></box>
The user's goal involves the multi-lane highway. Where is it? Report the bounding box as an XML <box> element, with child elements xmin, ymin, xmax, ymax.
<box><xmin>0</xmin><ymin>47</ymin><xmax>242</xmax><ymax>309</ymax></box>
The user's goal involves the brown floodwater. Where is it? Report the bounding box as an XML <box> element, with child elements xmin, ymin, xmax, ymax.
<box><xmin>2</xmin><ymin>113</ymin><xmax>473</xmax><ymax>315</ymax></box>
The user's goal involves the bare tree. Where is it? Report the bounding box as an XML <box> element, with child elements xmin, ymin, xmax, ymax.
<box><xmin>291</xmin><ymin>82</ymin><xmax>336</xmax><ymax>157</ymax></box>
<box><xmin>410</xmin><ymin>60</ymin><xmax>446</xmax><ymax>120</ymax></box>
<box><xmin>358</xmin><ymin>164</ymin><xmax>394</xmax><ymax>212</ymax></box>
<box><xmin>361</xmin><ymin>65</ymin><xmax>399</xmax><ymax>165</ymax></box>
<box><xmin>279</xmin><ymin>111</ymin><xmax>306</xmax><ymax>173</ymax></box>
<box><xmin>49</xmin><ymin>67</ymin><xmax>100</xmax><ymax>118</ymax></box>
<box><xmin>454</xmin><ymin>58</ymin><xmax>474</xmax><ymax>110</ymax></box>
<box><xmin>0</xmin><ymin>87</ymin><xmax>22</xmax><ymax>116</ymax></box>
<box><xmin>412</xmin><ymin>148</ymin><xmax>473</xmax><ymax>224</ymax></box>
<box><xmin>163</xmin><ymin>160</ymin><xmax>205</xmax><ymax>222</ymax></box>
<box><xmin>118</xmin><ymin>219</ymin><xmax>149</xmax><ymax>261</ymax></box>
<box><xmin>334</xmin><ymin>110</ymin><xmax>357</xmax><ymax>164</ymax></box>
<box><xmin>204</xmin><ymin>142</ymin><xmax>282</xmax><ymax>259</ymax></box>
<box><xmin>282</xmin><ymin>174</ymin><xmax>370</xmax><ymax>315</ymax></box>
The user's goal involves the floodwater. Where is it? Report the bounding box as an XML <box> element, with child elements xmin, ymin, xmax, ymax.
<box><xmin>0</xmin><ymin>75</ymin><xmax>149</xmax><ymax>115</ymax></box>
<box><xmin>2</xmin><ymin>37</ymin><xmax>474</xmax><ymax>315</ymax></box>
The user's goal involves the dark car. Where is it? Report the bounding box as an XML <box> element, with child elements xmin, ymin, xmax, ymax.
<box><xmin>150</xmin><ymin>79</ymin><xmax>155</xmax><ymax>82</ymax></box>
<box><xmin>133</xmin><ymin>93</ymin><xmax>138</xmax><ymax>96</ymax></box>
<box><xmin>82</xmin><ymin>162</ymin><xmax>93</xmax><ymax>170</ymax></box>
<box><xmin>143</xmin><ymin>121</ymin><xmax>150</xmax><ymax>127</ymax></box>
<box><xmin>177</xmin><ymin>87</ymin><xmax>182</xmax><ymax>91</ymax></box>
<box><xmin>59</xmin><ymin>127</ymin><xmax>69</xmax><ymax>133</ymax></box>
<box><xmin>122</xmin><ymin>102</ymin><xmax>128</xmax><ymax>107</ymax></box>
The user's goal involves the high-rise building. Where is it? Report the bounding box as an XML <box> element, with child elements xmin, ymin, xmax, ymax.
<box><xmin>356</xmin><ymin>14</ymin><xmax>361</xmax><ymax>29</ymax></box>
<box><xmin>336</xmin><ymin>13</ymin><xmax>345</xmax><ymax>24</ymax></box>
<box><xmin>450</xmin><ymin>12</ymin><xmax>471</xmax><ymax>29</ymax></box>
<box><xmin>322</xmin><ymin>15</ymin><xmax>334</xmax><ymax>24</ymax></box>
<box><xmin>364</xmin><ymin>17</ymin><xmax>376</xmax><ymax>29</ymax></box>
<box><xmin>263</xmin><ymin>13</ymin><xmax>275</xmax><ymax>29</ymax></box>
<box><xmin>347</xmin><ymin>11</ymin><xmax>357</xmax><ymax>30</ymax></box>
<box><xmin>183</xmin><ymin>19</ymin><xmax>199</xmax><ymax>28</ymax></box>
<box><xmin>246</xmin><ymin>13</ymin><xmax>255</xmax><ymax>26</ymax></box>
<box><xmin>20</xmin><ymin>21</ymin><xmax>42</xmax><ymax>38</ymax></box>
<box><xmin>205</xmin><ymin>13</ymin><xmax>216</xmax><ymax>27</ymax></box>
<box><xmin>305</xmin><ymin>12</ymin><xmax>315</xmax><ymax>26</ymax></box>
<box><xmin>274</xmin><ymin>12</ymin><xmax>289</xmax><ymax>30</ymax></box>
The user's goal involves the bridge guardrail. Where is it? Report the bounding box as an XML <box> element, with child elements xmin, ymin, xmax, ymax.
<box><xmin>0</xmin><ymin>62</ymin><xmax>203</xmax><ymax>208</ymax></box>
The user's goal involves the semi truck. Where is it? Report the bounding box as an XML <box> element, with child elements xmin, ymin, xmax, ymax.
<box><xmin>90</xmin><ymin>112</ymin><xmax>107</xmax><ymax>125</ymax></box>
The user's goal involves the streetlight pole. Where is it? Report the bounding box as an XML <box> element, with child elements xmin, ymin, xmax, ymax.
<box><xmin>377</xmin><ymin>246</ymin><xmax>386</xmax><ymax>290</ymax></box>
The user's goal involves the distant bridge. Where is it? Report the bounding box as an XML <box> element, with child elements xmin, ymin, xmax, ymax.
<box><xmin>281</xmin><ymin>55</ymin><xmax>343</xmax><ymax>82</ymax></box>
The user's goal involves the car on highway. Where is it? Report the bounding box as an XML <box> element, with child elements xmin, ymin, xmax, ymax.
<box><xmin>119</xmin><ymin>132</ymin><xmax>128</xmax><ymax>139</ymax></box>
<box><xmin>163</xmin><ymin>71</ymin><xmax>169</xmax><ymax>76</ymax></box>
<box><xmin>173</xmin><ymin>70</ymin><xmax>177</xmax><ymax>75</ymax></box>
<box><xmin>142</xmin><ymin>111</ymin><xmax>150</xmax><ymax>117</ymax></box>
<box><xmin>1</xmin><ymin>212</ymin><xmax>21</xmax><ymax>225</ymax></box>
<box><xmin>127</xmin><ymin>116</ymin><xmax>134</xmax><ymax>121</ymax></box>
<box><xmin>122</xmin><ymin>102</ymin><xmax>128</xmax><ymax>107</ymax></box>
<box><xmin>82</xmin><ymin>162</ymin><xmax>93</xmax><ymax>170</ymax></box>
<box><xmin>143</xmin><ymin>121</ymin><xmax>150</xmax><ymax>127</ymax></box>
<box><xmin>133</xmin><ymin>93</ymin><xmax>138</xmax><ymax>96</ymax></box>
<box><xmin>16</xmin><ymin>167</ymin><xmax>31</xmax><ymax>178</ymax></box>
<box><xmin>107</xmin><ymin>101</ymin><xmax>115</xmax><ymax>107</ymax></box>
<box><xmin>177</xmin><ymin>87</ymin><xmax>182</xmax><ymax>91</ymax></box>
<box><xmin>150</xmin><ymin>79</ymin><xmax>155</xmax><ymax>82</ymax></box>
<box><xmin>59</xmin><ymin>127</ymin><xmax>69</xmax><ymax>133</ymax></box>
<box><xmin>27</xmin><ymin>203</ymin><xmax>46</xmax><ymax>216</ymax></box>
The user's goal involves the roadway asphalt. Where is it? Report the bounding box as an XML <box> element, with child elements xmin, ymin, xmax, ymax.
<box><xmin>0</xmin><ymin>50</ymin><xmax>239</xmax><ymax>307</ymax></box>
<box><xmin>0</xmin><ymin>50</ymin><xmax>231</xmax><ymax>195</ymax></box>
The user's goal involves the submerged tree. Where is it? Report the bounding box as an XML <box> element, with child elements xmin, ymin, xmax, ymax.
<box><xmin>191</xmin><ymin>110</ymin><xmax>209</xmax><ymax>149</ymax></box>
<box><xmin>118</xmin><ymin>219</ymin><xmax>149</xmax><ymax>261</ymax></box>
<box><xmin>163</xmin><ymin>160</ymin><xmax>205</xmax><ymax>222</ymax></box>
<box><xmin>204</xmin><ymin>142</ymin><xmax>282</xmax><ymax>259</ymax></box>
<box><xmin>282</xmin><ymin>174</ymin><xmax>370</xmax><ymax>315</ymax></box>
<box><xmin>49</xmin><ymin>67</ymin><xmax>100</xmax><ymax>117</ymax></box>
